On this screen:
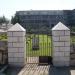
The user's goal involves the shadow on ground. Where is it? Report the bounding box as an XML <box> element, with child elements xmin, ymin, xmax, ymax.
<box><xmin>4</xmin><ymin>66</ymin><xmax>22</xmax><ymax>75</ymax></box>
<box><xmin>49</xmin><ymin>66</ymin><xmax>75</xmax><ymax>75</ymax></box>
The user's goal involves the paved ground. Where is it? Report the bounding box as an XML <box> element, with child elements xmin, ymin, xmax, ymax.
<box><xmin>3</xmin><ymin>66</ymin><xmax>22</xmax><ymax>75</ymax></box>
<box><xmin>27</xmin><ymin>57</ymin><xmax>39</xmax><ymax>64</ymax></box>
<box><xmin>0</xmin><ymin>64</ymin><xmax>75</xmax><ymax>75</ymax></box>
<box><xmin>49</xmin><ymin>66</ymin><xmax>75</xmax><ymax>75</ymax></box>
<box><xmin>18</xmin><ymin>64</ymin><xmax>50</xmax><ymax>75</ymax></box>
<box><xmin>18</xmin><ymin>64</ymin><xmax>75</xmax><ymax>75</ymax></box>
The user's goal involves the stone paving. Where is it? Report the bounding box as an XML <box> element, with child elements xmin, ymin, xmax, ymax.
<box><xmin>18</xmin><ymin>64</ymin><xmax>50</xmax><ymax>75</ymax></box>
<box><xmin>18</xmin><ymin>64</ymin><xmax>75</xmax><ymax>75</ymax></box>
<box><xmin>49</xmin><ymin>66</ymin><xmax>75</xmax><ymax>75</ymax></box>
<box><xmin>27</xmin><ymin>57</ymin><xmax>39</xmax><ymax>64</ymax></box>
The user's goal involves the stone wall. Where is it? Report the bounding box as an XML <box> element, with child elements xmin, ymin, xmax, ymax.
<box><xmin>0</xmin><ymin>41</ymin><xmax>7</xmax><ymax>47</ymax></box>
<box><xmin>7</xmin><ymin>23</ymin><xmax>26</xmax><ymax>67</ymax></box>
<box><xmin>0</xmin><ymin>40</ymin><xmax>7</xmax><ymax>64</ymax></box>
<box><xmin>52</xmin><ymin>22</ymin><xmax>70</xmax><ymax>66</ymax></box>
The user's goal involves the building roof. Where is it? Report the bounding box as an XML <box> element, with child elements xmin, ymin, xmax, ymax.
<box><xmin>0</xmin><ymin>29</ymin><xmax>6</xmax><ymax>33</ymax></box>
<box><xmin>52</xmin><ymin>22</ymin><xmax>70</xmax><ymax>30</ymax></box>
<box><xmin>16</xmin><ymin>10</ymin><xmax>64</xmax><ymax>15</ymax></box>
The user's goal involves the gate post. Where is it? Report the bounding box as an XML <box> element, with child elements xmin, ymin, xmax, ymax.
<box><xmin>7</xmin><ymin>23</ymin><xmax>26</xmax><ymax>67</ymax></box>
<box><xmin>52</xmin><ymin>22</ymin><xmax>70</xmax><ymax>66</ymax></box>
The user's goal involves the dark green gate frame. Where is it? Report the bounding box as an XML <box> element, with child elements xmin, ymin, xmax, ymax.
<box><xmin>26</xmin><ymin>32</ymin><xmax>52</xmax><ymax>64</ymax></box>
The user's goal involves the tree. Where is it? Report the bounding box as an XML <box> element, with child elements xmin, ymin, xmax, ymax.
<box><xmin>0</xmin><ymin>16</ymin><xmax>9</xmax><ymax>24</ymax></box>
<box><xmin>11</xmin><ymin>14</ymin><xmax>20</xmax><ymax>24</ymax></box>
<box><xmin>11</xmin><ymin>16</ymin><xmax>15</xmax><ymax>24</ymax></box>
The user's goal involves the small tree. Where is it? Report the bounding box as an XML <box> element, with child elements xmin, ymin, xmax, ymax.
<box><xmin>0</xmin><ymin>16</ymin><xmax>9</xmax><ymax>24</ymax></box>
<box><xmin>11</xmin><ymin>14</ymin><xmax>20</xmax><ymax>24</ymax></box>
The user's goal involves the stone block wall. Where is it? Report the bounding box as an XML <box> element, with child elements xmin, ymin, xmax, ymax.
<box><xmin>7</xmin><ymin>23</ymin><xmax>26</xmax><ymax>67</ymax></box>
<box><xmin>52</xmin><ymin>22</ymin><xmax>70</xmax><ymax>66</ymax></box>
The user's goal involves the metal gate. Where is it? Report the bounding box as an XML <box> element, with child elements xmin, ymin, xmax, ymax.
<box><xmin>26</xmin><ymin>32</ymin><xmax>52</xmax><ymax>64</ymax></box>
<box><xmin>70</xmin><ymin>32</ymin><xmax>75</xmax><ymax>66</ymax></box>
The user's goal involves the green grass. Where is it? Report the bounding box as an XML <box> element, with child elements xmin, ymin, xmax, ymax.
<box><xmin>26</xmin><ymin>34</ymin><xmax>52</xmax><ymax>57</ymax></box>
<box><xmin>0</xmin><ymin>34</ymin><xmax>7</xmax><ymax>41</ymax></box>
<box><xmin>70</xmin><ymin>35</ymin><xmax>75</xmax><ymax>47</ymax></box>
<box><xmin>71</xmin><ymin>36</ymin><xmax>75</xmax><ymax>43</ymax></box>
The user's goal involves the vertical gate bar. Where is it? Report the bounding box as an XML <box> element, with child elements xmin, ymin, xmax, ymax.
<box><xmin>28</xmin><ymin>37</ymin><xmax>30</xmax><ymax>63</ymax></box>
<box><xmin>43</xmin><ymin>42</ymin><xmax>46</xmax><ymax>56</ymax></box>
<box><xmin>47</xmin><ymin>40</ymin><xmax>49</xmax><ymax>56</ymax></box>
<box><xmin>51</xmin><ymin>34</ymin><xmax>52</xmax><ymax>56</ymax></box>
<box><xmin>27</xmin><ymin>40</ymin><xmax>29</xmax><ymax>62</ymax></box>
<box><xmin>30</xmin><ymin>34</ymin><xmax>34</xmax><ymax>63</ymax></box>
<box><xmin>33</xmin><ymin>35</ymin><xmax>34</xmax><ymax>63</ymax></box>
<box><xmin>39</xmin><ymin>42</ymin><xmax>40</xmax><ymax>56</ymax></box>
<box><xmin>46</xmin><ymin>42</ymin><xmax>47</xmax><ymax>56</ymax></box>
<box><xmin>32</xmin><ymin>34</ymin><xmax>34</xmax><ymax>59</ymax></box>
<box><xmin>38</xmin><ymin>34</ymin><xmax>40</xmax><ymax>57</ymax></box>
<box><xmin>26</xmin><ymin>35</ymin><xmax>27</xmax><ymax>63</ymax></box>
<box><xmin>28</xmin><ymin>41</ymin><xmax>31</xmax><ymax>63</ymax></box>
<box><xmin>28</xmin><ymin>35</ymin><xmax>29</xmax><ymax>58</ymax></box>
<box><xmin>41</xmin><ymin>36</ymin><xmax>42</xmax><ymax>56</ymax></box>
<box><xmin>34</xmin><ymin>34</ymin><xmax>36</xmax><ymax>58</ymax></box>
<box><xmin>40</xmin><ymin>43</ymin><xmax>41</xmax><ymax>57</ymax></box>
<box><xmin>43</xmin><ymin>34</ymin><xmax>44</xmax><ymax>56</ymax></box>
<box><xmin>45</xmin><ymin>43</ymin><xmax>46</xmax><ymax>56</ymax></box>
<box><xmin>41</xmin><ymin>43</ymin><xmax>42</xmax><ymax>56</ymax></box>
<box><xmin>45</xmin><ymin>38</ymin><xmax>47</xmax><ymax>56</ymax></box>
<box><xmin>43</xmin><ymin>41</ymin><xmax>45</xmax><ymax>56</ymax></box>
<box><xmin>49</xmin><ymin>43</ymin><xmax>50</xmax><ymax>56</ymax></box>
<box><xmin>43</xmin><ymin>37</ymin><xmax>45</xmax><ymax>56</ymax></box>
<box><xmin>45</xmin><ymin>42</ymin><xmax>47</xmax><ymax>56</ymax></box>
<box><xmin>40</xmin><ymin>43</ymin><xmax>42</xmax><ymax>56</ymax></box>
<box><xmin>47</xmin><ymin>34</ymin><xmax>48</xmax><ymax>56</ymax></box>
<box><xmin>28</xmin><ymin>35</ymin><xmax>30</xmax><ymax>63</ymax></box>
<box><xmin>42</xmin><ymin>35</ymin><xmax>44</xmax><ymax>56</ymax></box>
<box><xmin>42</xmin><ymin>42</ymin><xmax>43</xmax><ymax>56</ymax></box>
<box><xmin>28</xmin><ymin>36</ymin><xmax>29</xmax><ymax>63</ymax></box>
<box><xmin>41</xmin><ymin>42</ymin><xmax>42</xmax><ymax>56</ymax></box>
<box><xmin>44</xmin><ymin>42</ymin><xmax>45</xmax><ymax>56</ymax></box>
<box><xmin>32</xmin><ymin>34</ymin><xmax>33</xmax><ymax>58</ymax></box>
<box><xmin>30</xmin><ymin>34</ymin><xmax>32</xmax><ymax>63</ymax></box>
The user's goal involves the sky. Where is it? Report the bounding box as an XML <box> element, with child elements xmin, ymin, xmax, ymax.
<box><xmin>0</xmin><ymin>0</ymin><xmax>75</xmax><ymax>19</ymax></box>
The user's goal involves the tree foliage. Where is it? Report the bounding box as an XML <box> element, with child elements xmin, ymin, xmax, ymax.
<box><xmin>11</xmin><ymin>14</ymin><xmax>20</xmax><ymax>24</ymax></box>
<box><xmin>0</xmin><ymin>16</ymin><xmax>9</xmax><ymax>24</ymax></box>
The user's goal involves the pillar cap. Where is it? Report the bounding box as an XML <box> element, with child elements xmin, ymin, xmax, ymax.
<box><xmin>8</xmin><ymin>23</ymin><xmax>26</xmax><ymax>31</ymax></box>
<box><xmin>52</xmin><ymin>22</ymin><xmax>70</xmax><ymax>30</ymax></box>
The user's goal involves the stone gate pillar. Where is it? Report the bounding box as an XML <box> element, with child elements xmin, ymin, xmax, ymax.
<box><xmin>52</xmin><ymin>22</ymin><xmax>70</xmax><ymax>66</ymax></box>
<box><xmin>7</xmin><ymin>23</ymin><xmax>26</xmax><ymax>67</ymax></box>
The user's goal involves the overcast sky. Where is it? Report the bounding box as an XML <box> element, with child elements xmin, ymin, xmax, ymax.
<box><xmin>0</xmin><ymin>0</ymin><xmax>75</xmax><ymax>19</ymax></box>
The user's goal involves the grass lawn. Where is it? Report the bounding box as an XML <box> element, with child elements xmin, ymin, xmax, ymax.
<box><xmin>0</xmin><ymin>34</ymin><xmax>7</xmax><ymax>41</ymax></box>
<box><xmin>26</xmin><ymin>34</ymin><xmax>52</xmax><ymax>57</ymax></box>
<box><xmin>71</xmin><ymin>35</ymin><xmax>75</xmax><ymax>44</ymax></box>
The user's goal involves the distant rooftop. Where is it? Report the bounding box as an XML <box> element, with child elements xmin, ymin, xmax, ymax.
<box><xmin>16</xmin><ymin>9</ymin><xmax>75</xmax><ymax>15</ymax></box>
<box><xmin>16</xmin><ymin>10</ymin><xmax>64</xmax><ymax>15</ymax></box>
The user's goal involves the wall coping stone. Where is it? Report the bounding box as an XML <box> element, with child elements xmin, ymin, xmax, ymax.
<box><xmin>8</xmin><ymin>23</ymin><xmax>26</xmax><ymax>31</ymax></box>
<box><xmin>52</xmin><ymin>22</ymin><xmax>70</xmax><ymax>30</ymax></box>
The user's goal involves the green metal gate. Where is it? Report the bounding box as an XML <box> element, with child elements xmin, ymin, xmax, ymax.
<box><xmin>26</xmin><ymin>32</ymin><xmax>52</xmax><ymax>64</ymax></box>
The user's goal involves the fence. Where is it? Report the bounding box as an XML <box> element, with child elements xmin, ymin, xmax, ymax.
<box><xmin>26</xmin><ymin>33</ymin><xmax>52</xmax><ymax>64</ymax></box>
<box><xmin>71</xmin><ymin>32</ymin><xmax>75</xmax><ymax>52</ymax></box>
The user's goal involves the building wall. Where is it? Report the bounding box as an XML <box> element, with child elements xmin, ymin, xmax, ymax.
<box><xmin>15</xmin><ymin>10</ymin><xmax>75</xmax><ymax>32</ymax></box>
